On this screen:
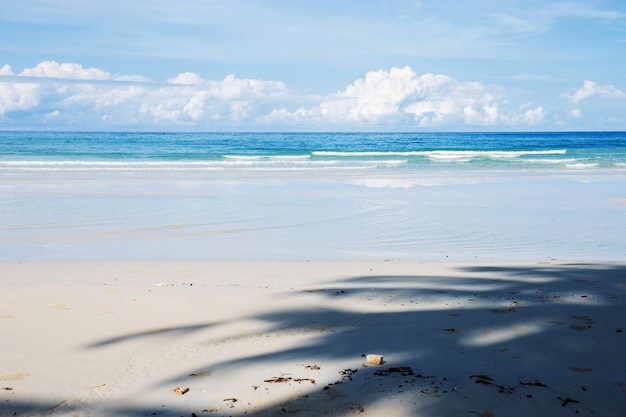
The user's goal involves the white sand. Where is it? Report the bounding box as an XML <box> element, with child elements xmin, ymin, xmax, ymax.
<box><xmin>1</xmin><ymin>260</ymin><xmax>625</xmax><ymax>416</ymax></box>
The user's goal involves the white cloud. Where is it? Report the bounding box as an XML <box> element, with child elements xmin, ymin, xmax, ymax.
<box><xmin>568</xmin><ymin>108</ymin><xmax>582</xmax><ymax>119</ymax></box>
<box><xmin>0</xmin><ymin>66</ymin><xmax>40</xmax><ymax>116</ymax></box>
<box><xmin>570</xmin><ymin>80</ymin><xmax>626</xmax><ymax>103</ymax></box>
<box><xmin>167</xmin><ymin>72</ymin><xmax>204</xmax><ymax>85</ymax></box>
<box><xmin>17</xmin><ymin>60</ymin><xmax>151</xmax><ymax>84</ymax></box>
<box><xmin>266</xmin><ymin>66</ymin><xmax>545</xmax><ymax>127</ymax></box>
<box><xmin>0</xmin><ymin>64</ymin><xmax>14</xmax><ymax>76</ymax></box>
<box><xmin>0</xmin><ymin>83</ymin><xmax>40</xmax><ymax>116</ymax></box>
<box><xmin>19</xmin><ymin>60</ymin><xmax>113</xmax><ymax>81</ymax></box>
<box><xmin>522</xmin><ymin>106</ymin><xmax>547</xmax><ymax>125</ymax></box>
<box><xmin>0</xmin><ymin>61</ymin><xmax>289</xmax><ymax>124</ymax></box>
<box><xmin>0</xmin><ymin>61</ymin><xmax>552</xmax><ymax>128</ymax></box>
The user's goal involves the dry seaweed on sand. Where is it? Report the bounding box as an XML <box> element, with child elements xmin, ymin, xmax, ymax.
<box><xmin>519</xmin><ymin>379</ymin><xmax>548</xmax><ymax>387</ymax></box>
<box><xmin>470</xmin><ymin>374</ymin><xmax>516</xmax><ymax>394</ymax></box>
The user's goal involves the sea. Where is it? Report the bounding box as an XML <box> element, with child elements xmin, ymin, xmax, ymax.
<box><xmin>1</xmin><ymin>131</ymin><xmax>625</xmax><ymax>261</ymax></box>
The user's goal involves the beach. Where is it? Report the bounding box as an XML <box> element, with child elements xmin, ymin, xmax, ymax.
<box><xmin>1</xmin><ymin>131</ymin><xmax>626</xmax><ymax>416</ymax></box>
<box><xmin>1</xmin><ymin>260</ymin><xmax>625</xmax><ymax>416</ymax></box>
<box><xmin>3</xmin><ymin>0</ymin><xmax>626</xmax><ymax>411</ymax></box>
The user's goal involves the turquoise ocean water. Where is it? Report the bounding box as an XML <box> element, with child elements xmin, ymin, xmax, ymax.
<box><xmin>1</xmin><ymin>131</ymin><xmax>625</xmax><ymax>175</ymax></box>
<box><xmin>1</xmin><ymin>131</ymin><xmax>625</xmax><ymax>261</ymax></box>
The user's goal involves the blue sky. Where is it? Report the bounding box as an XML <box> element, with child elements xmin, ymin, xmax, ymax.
<box><xmin>1</xmin><ymin>0</ymin><xmax>625</xmax><ymax>131</ymax></box>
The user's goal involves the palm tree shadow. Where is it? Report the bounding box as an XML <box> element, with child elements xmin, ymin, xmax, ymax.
<box><xmin>3</xmin><ymin>263</ymin><xmax>625</xmax><ymax>416</ymax></box>
<box><xmin>86</xmin><ymin>321</ymin><xmax>219</xmax><ymax>348</ymax></box>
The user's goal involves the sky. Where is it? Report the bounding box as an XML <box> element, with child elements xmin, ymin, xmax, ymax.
<box><xmin>1</xmin><ymin>0</ymin><xmax>625</xmax><ymax>131</ymax></box>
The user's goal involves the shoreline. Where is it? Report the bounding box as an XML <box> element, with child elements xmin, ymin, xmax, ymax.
<box><xmin>2</xmin><ymin>259</ymin><xmax>625</xmax><ymax>416</ymax></box>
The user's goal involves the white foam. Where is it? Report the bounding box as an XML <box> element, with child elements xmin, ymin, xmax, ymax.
<box><xmin>426</xmin><ymin>154</ymin><xmax>472</xmax><ymax>163</ymax></box>
<box><xmin>565</xmin><ymin>163</ymin><xmax>599</xmax><ymax>169</ymax></box>
<box><xmin>313</xmin><ymin>151</ymin><xmax>423</xmax><ymax>156</ymax></box>
<box><xmin>312</xmin><ymin>150</ymin><xmax>567</xmax><ymax>159</ymax></box>
<box><xmin>0</xmin><ymin>157</ymin><xmax>412</xmax><ymax>173</ymax></box>
<box><xmin>522</xmin><ymin>158</ymin><xmax>579</xmax><ymax>164</ymax></box>
<box><xmin>224</xmin><ymin>154</ymin><xmax>311</xmax><ymax>160</ymax></box>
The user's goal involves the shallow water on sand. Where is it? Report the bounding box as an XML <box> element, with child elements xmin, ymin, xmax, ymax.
<box><xmin>1</xmin><ymin>171</ymin><xmax>624</xmax><ymax>261</ymax></box>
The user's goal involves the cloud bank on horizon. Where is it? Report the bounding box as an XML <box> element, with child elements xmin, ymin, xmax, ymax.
<box><xmin>1</xmin><ymin>0</ymin><xmax>625</xmax><ymax>131</ymax></box>
<box><xmin>1</xmin><ymin>60</ymin><xmax>623</xmax><ymax>131</ymax></box>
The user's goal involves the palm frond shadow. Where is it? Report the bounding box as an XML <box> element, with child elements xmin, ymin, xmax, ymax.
<box><xmin>3</xmin><ymin>263</ymin><xmax>625</xmax><ymax>416</ymax></box>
